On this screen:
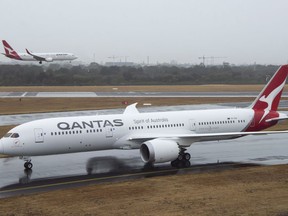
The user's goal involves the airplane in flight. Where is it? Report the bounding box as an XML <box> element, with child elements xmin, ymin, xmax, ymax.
<box><xmin>1</xmin><ymin>40</ymin><xmax>77</xmax><ymax>64</ymax></box>
<box><xmin>1</xmin><ymin>65</ymin><xmax>288</xmax><ymax>169</ymax></box>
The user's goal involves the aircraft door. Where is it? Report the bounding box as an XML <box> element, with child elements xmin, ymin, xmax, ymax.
<box><xmin>189</xmin><ymin>119</ymin><xmax>196</xmax><ymax>131</ymax></box>
<box><xmin>34</xmin><ymin>128</ymin><xmax>44</xmax><ymax>143</ymax></box>
<box><xmin>106</xmin><ymin>127</ymin><xmax>114</xmax><ymax>138</ymax></box>
<box><xmin>249</xmin><ymin>117</ymin><xmax>255</xmax><ymax>128</ymax></box>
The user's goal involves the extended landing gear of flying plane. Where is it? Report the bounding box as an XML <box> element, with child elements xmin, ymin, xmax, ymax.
<box><xmin>171</xmin><ymin>149</ymin><xmax>191</xmax><ymax>168</ymax></box>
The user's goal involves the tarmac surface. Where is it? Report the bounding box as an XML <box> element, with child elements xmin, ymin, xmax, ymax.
<box><xmin>0</xmin><ymin>102</ymin><xmax>288</xmax><ymax>198</ymax></box>
<box><xmin>1</xmin><ymin>91</ymin><xmax>288</xmax><ymax>98</ymax></box>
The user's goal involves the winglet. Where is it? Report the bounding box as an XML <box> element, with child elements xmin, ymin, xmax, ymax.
<box><xmin>25</xmin><ymin>48</ymin><xmax>32</xmax><ymax>55</ymax></box>
<box><xmin>123</xmin><ymin>103</ymin><xmax>139</xmax><ymax>114</ymax></box>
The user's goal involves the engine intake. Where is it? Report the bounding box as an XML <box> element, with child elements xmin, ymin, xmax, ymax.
<box><xmin>45</xmin><ymin>57</ymin><xmax>53</xmax><ymax>62</ymax></box>
<box><xmin>140</xmin><ymin>139</ymin><xmax>180</xmax><ymax>163</ymax></box>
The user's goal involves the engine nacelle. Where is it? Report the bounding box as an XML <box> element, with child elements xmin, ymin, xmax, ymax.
<box><xmin>45</xmin><ymin>57</ymin><xmax>53</xmax><ymax>62</ymax></box>
<box><xmin>140</xmin><ymin>139</ymin><xmax>180</xmax><ymax>163</ymax></box>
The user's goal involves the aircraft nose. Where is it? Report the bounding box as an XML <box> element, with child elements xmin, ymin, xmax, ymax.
<box><xmin>0</xmin><ymin>139</ymin><xmax>4</xmax><ymax>154</ymax></box>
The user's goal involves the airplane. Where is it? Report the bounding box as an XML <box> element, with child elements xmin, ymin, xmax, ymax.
<box><xmin>1</xmin><ymin>40</ymin><xmax>77</xmax><ymax>64</ymax></box>
<box><xmin>1</xmin><ymin>65</ymin><xmax>288</xmax><ymax>170</ymax></box>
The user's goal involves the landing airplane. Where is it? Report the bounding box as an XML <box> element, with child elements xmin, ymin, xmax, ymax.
<box><xmin>1</xmin><ymin>40</ymin><xmax>77</xmax><ymax>64</ymax></box>
<box><xmin>1</xmin><ymin>65</ymin><xmax>288</xmax><ymax>169</ymax></box>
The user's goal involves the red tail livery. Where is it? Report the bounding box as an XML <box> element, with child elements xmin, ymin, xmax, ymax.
<box><xmin>246</xmin><ymin>65</ymin><xmax>288</xmax><ymax>131</ymax></box>
<box><xmin>2</xmin><ymin>40</ymin><xmax>22</xmax><ymax>60</ymax></box>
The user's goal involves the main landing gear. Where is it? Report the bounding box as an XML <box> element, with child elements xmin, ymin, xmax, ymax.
<box><xmin>171</xmin><ymin>149</ymin><xmax>191</xmax><ymax>168</ymax></box>
<box><xmin>20</xmin><ymin>156</ymin><xmax>33</xmax><ymax>170</ymax></box>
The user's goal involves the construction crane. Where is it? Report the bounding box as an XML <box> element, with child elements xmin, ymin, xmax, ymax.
<box><xmin>108</xmin><ymin>56</ymin><xmax>129</xmax><ymax>63</ymax></box>
<box><xmin>108</xmin><ymin>56</ymin><xmax>118</xmax><ymax>62</ymax></box>
<box><xmin>198</xmin><ymin>56</ymin><xmax>227</xmax><ymax>66</ymax></box>
<box><xmin>118</xmin><ymin>56</ymin><xmax>129</xmax><ymax>62</ymax></box>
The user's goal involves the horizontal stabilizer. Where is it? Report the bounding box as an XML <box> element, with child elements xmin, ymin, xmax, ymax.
<box><xmin>266</xmin><ymin>117</ymin><xmax>288</xmax><ymax>122</ymax></box>
<box><xmin>265</xmin><ymin>112</ymin><xmax>288</xmax><ymax>122</ymax></box>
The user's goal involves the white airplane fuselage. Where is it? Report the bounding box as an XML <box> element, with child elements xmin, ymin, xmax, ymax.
<box><xmin>2</xmin><ymin>40</ymin><xmax>77</xmax><ymax>63</ymax></box>
<box><xmin>16</xmin><ymin>52</ymin><xmax>77</xmax><ymax>62</ymax></box>
<box><xmin>0</xmin><ymin>108</ymin><xmax>254</xmax><ymax>156</ymax></box>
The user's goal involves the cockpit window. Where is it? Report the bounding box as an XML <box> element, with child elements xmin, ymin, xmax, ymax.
<box><xmin>11</xmin><ymin>133</ymin><xmax>19</xmax><ymax>138</ymax></box>
<box><xmin>3</xmin><ymin>133</ymin><xmax>12</xmax><ymax>138</ymax></box>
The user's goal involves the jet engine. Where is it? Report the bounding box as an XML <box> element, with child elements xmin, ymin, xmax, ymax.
<box><xmin>140</xmin><ymin>139</ymin><xmax>180</xmax><ymax>163</ymax></box>
<box><xmin>45</xmin><ymin>57</ymin><xmax>53</xmax><ymax>62</ymax></box>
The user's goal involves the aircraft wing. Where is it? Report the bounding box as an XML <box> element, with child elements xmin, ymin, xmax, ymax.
<box><xmin>128</xmin><ymin>130</ymin><xmax>288</xmax><ymax>143</ymax></box>
<box><xmin>26</xmin><ymin>49</ymin><xmax>46</xmax><ymax>61</ymax></box>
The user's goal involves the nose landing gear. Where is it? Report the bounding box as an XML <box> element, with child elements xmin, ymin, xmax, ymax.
<box><xmin>24</xmin><ymin>161</ymin><xmax>33</xmax><ymax>170</ymax></box>
<box><xmin>19</xmin><ymin>156</ymin><xmax>33</xmax><ymax>170</ymax></box>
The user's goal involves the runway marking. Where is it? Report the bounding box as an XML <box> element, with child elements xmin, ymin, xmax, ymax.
<box><xmin>0</xmin><ymin>163</ymin><xmax>245</xmax><ymax>195</ymax></box>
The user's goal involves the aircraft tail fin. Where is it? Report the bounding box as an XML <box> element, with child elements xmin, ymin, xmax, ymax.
<box><xmin>245</xmin><ymin>65</ymin><xmax>288</xmax><ymax>131</ymax></box>
<box><xmin>250</xmin><ymin>65</ymin><xmax>288</xmax><ymax>112</ymax></box>
<box><xmin>2</xmin><ymin>40</ymin><xmax>22</xmax><ymax>60</ymax></box>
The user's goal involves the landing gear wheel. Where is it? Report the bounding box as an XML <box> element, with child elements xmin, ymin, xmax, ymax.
<box><xmin>177</xmin><ymin>154</ymin><xmax>184</xmax><ymax>161</ymax></box>
<box><xmin>171</xmin><ymin>159</ymin><xmax>191</xmax><ymax>168</ymax></box>
<box><xmin>172</xmin><ymin>149</ymin><xmax>191</xmax><ymax>168</ymax></box>
<box><xmin>184</xmin><ymin>153</ymin><xmax>191</xmax><ymax>161</ymax></box>
<box><xmin>24</xmin><ymin>161</ymin><xmax>33</xmax><ymax>170</ymax></box>
<box><xmin>171</xmin><ymin>159</ymin><xmax>180</xmax><ymax>168</ymax></box>
<box><xmin>184</xmin><ymin>160</ymin><xmax>191</xmax><ymax>168</ymax></box>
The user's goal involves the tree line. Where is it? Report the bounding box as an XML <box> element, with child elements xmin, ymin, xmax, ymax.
<box><xmin>0</xmin><ymin>63</ymin><xmax>279</xmax><ymax>86</ymax></box>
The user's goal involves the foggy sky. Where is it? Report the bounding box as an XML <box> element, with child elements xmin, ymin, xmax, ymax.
<box><xmin>1</xmin><ymin>0</ymin><xmax>288</xmax><ymax>65</ymax></box>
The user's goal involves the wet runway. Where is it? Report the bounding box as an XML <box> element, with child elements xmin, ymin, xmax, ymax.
<box><xmin>0</xmin><ymin>133</ymin><xmax>288</xmax><ymax>198</ymax></box>
<box><xmin>0</xmin><ymin>162</ymin><xmax>259</xmax><ymax>198</ymax></box>
<box><xmin>0</xmin><ymin>103</ymin><xmax>288</xmax><ymax>198</ymax></box>
<box><xmin>1</xmin><ymin>91</ymin><xmax>288</xmax><ymax>98</ymax></box>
